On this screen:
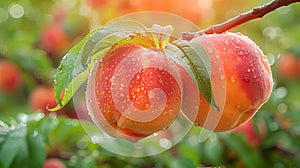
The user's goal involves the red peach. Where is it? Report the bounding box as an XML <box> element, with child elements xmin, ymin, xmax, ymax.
<box><xmin>276</xmin><ymin>52</ymin><xmax>300</xmax><ymax>79</ymax></box>
<box><xmin>0</xmin><ymin>60</ymin><xmax>23</xmax><ymax>93</ymax></box>
<box><xmin>29</xmin><ymin>86</ymin><xmax>61</xmax><ymax>115</ymax></box>
<box><xmin>43</xmin><ymin>158</ymin><xmax>65</xmax><ymax>168</ymax></box>
<box><xmin>40</xmin><ymin>23</ymin><xmax>72</xmax><ymax>57</ymax></box>
<box><xmin>233</xmin><ymin>119</ymin><xmax>261</xmax><ymax>147</ymax></box>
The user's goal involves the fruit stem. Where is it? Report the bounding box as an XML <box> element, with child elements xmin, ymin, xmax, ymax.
<box><xmin>182</xmin><ymin>0</ymin><xmax>300</xmax><ymax>40</ymax></box>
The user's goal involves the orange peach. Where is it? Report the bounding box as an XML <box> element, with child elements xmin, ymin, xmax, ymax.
<box><xmin>86</xmin><ymin>43</ymin><xmax>182</xmax><ymax>141</ymax></box>
<box><xmin>187</xmin><ymin>32</ymin><xmax>273</xmax><ymax>131</ymax></box>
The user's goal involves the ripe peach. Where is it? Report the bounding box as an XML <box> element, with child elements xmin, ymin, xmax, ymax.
<box><xmin>0</xmin><ymin>60</ymin><xmax>23</xmax><ymax>93</ymax></box>
<box><xmin>29</xmin><ymin>86</ymin><xmax>62</xmax><ymax>115</ymax></box>
<box><xmin>87</xmin><ymin>43</ymin><xmax>182</xmax><ymax>141</ymax></box>
<box><xmin>40</xmin><ymin>23</ymin><xmax>72</xmax><ymax>57</ymax></box>
<box><xmin>187</xmin><ymin>32</ymin><xmax>273</xmax><ymax>131</ymax></box>
<box><xmin>233</xmin><ymin>119</ymin><xmax>262</xmax><ymax>147</ymax></box>
<box><xmin>43</xmin><ymin>158</ymin><xmax>65</xmax><ymax>168</ymax></box>
<box><xmin>86</xmin><ymin>0</ymin><xmax>109</xmax><ymax>8</ymax></box>
<box><xmin>276</xmin><ymin>52</ymin><xmax>300</xmax><ymax>79</ymax></box>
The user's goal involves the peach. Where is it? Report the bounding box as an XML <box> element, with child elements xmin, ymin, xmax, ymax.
<box><xmin>29</xmin><ymin>86</ymin><xmax>62</xmax><ymax>115</ymax></box>
<box><xmin>187</xmin><ymin>32</ymin><xmax>273</xmax><ymax>131</ymax></box>
<box><xmin>233</xmin><ymin>119</ymin><xmax>263</xmax><ymax>147</ymax></box>
<box><xmin>0</xmin><ymin>60</ymin><xmax>23</xmax><ymax>93</ymax></box>
<box><xmin>86</xmin><ymin>43</ymin><xmax>182</xmax><ymax>141</ymax></box>
<box><xmin>86</xmin><ymin>0</ymin><xmax>109</xmax><ymax>8</ymax></box>
<box><xmin>276</xmin><ymin>52</ymin><xmax>300</xmax><ymax>79</ymax></box>
<box><xmin>40</xmin><ymin>23</ymin><xmax>72</xmax><ymax>57</ymax></box>
<box><xmin>43</xmin><ymin>158</ymin><xmax>65</xmax><ymax>168</ymax></box>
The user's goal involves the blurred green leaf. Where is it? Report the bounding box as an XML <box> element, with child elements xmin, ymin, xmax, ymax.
<box><xmin>0</xmin><ymin>123</ymin><xmax>46</xmax><ymax>168</ymax></box>
<box><xmin>178</xmin><ymin>142</ymin><xmax>200</xmax><ymax>165</ymax></box>
<box><xmin>170</xmin><ymin>157</ymin><xmax>196</xmax><ymax>168</ymax></box>
<box><xmin>26</xmin><ymin>132</ymin><xmax>46</xmax><ymax>168</ymax></box>
<box><xmin>223</xmin><ymin>134</ymin><xmax>265</xmax><ymax>168</ymax></box>
<box><xmin>203</xmin><ymin>140</ymin><xmax>223</xmax><ymax>165</ymax></box>
<box><xmin>0</xmin><ymin>126</ymin><xmax>25</xmax><ymax>168</ymax></box>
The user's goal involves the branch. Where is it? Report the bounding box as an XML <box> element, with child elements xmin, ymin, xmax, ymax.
<box><xmin>182</xmin><ymin>0</ymin><xmax>300</xmax><ymax>40</ymax></box>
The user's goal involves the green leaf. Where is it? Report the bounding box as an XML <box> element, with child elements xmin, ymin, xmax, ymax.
<box><xmin>54</xmin><ymin>28</ymin><xmax>99</xmax><ymax>107</ymax></box>
<box><xmin>223</xmin><ymin>134</ymin><xmax>265</xmax><ymax>168</ymax></box>
<box><xmin>168</xmin><ymin>40</ymin><xmax>219</xmax><ymax>110</ymax></box>
<box><xmin>203</xmin><ymin>140</ymin><xmax>223</xmax><ymax>165</ymax></box>
<box><xmin>170</xmin><ymin>157</ymin><xmax>196</xmax><ymax>168</ymax></box>
<box><xmin>54</xmin><ymin>20</ymin><xmax>147</xmax><ymax>109</ymax></box>
<box><xmin>0</xmin><ymin>126</ymin><xmax>26</xmax><ymax>168</ymax></box>
<box><xmin>0</xmin><ymin>118</ymin><xmax>46</xmax><ymax>168</ymax></box>
<box><xmin>26</xmin><ymin>132</ymin><xmax>46</xmax><ymax>168</ymax></box>
<box><xmin>178</xmin><ymin>143</ymin><xmax>200</xmax><ymax>165</ymax></box>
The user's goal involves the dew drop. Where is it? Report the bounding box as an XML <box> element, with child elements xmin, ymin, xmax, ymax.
<box><xmin>145</xmin><ymin>103</ymin><xmax>150</xmax><ymax>109</ymax></box>
<box><xmin>243</xmin><ymin>76</ymin><xmax>250</xmax><ymax>83</ymax></box>
<box><xmin>230</xmin><ymin>76</ymin><xmax>236</xmax><ymax>83</ymax></box>
<box><xmin>234</xmin><ymin>38</ymin><xmax>241</xmax><ymax>44</ymax></box>
<box><xmin>148</xmin><ymin>91</ymin><xmax>155</xmax><ymax>98</ymax></box>
<box><xmin>224</xmin><ymin>40</ymin><xmax>229</xmax><ymax>46</ymax></box>
<box><xmin>220</xmin><ymin>74</ymin><xmax>225</xmax><ymax>80</ymax></box>
<box><xmin>247</xmin><ymin>68</ymin><xmax>251</xmax><ymax>72</ymax></box>
<box><xmin>207</xmin><ymin>48</ymin><xmax>213</xmax><ymax>54</ymax></box>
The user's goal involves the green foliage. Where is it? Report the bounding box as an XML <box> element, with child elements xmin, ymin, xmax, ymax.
<box><xmin>0</xmin><ymin>120</ymin><xmax>46</xmax><ymax>168</ymax></box>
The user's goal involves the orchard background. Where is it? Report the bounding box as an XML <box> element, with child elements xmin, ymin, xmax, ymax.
<box><xmin>1</xmin><ymin>0</ymin><xmax>300</xmax><ymax>167</ymax></box>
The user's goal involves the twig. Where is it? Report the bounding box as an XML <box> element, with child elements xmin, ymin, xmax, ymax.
<box><xmin>182</xmin><ymin>0</ymin><xmax>300</xmax><ymax>40</ymax></box>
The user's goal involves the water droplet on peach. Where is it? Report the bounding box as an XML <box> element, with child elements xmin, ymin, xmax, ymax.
<box><xmin>230</xmin><ymin>76</ymin><xmax>236</xmax><ymax>83</ymax></box>
<box><xmin>207</xmin><ymin>48</ymin><xmax>213</xmax><ymax>54</ymax></box>
<box><xmin>224</xmin><ymin>40</ymin><xmax>229</xmax><ymax>46</ymax></box>
<box><xmin>243</xmin><ymin>76</ymin><xmax>250</xmax><ymax>83</ymax></box>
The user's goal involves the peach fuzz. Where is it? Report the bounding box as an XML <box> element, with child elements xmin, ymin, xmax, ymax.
<box><xmin>87</xmin><ymin>43</ymin><xmax>182</xmax><ymax>141</ymax></box>
<box><xmin>188</xmin><ymin>32</ymin><xmax>273</xmax><ymax>132</ymax></box>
